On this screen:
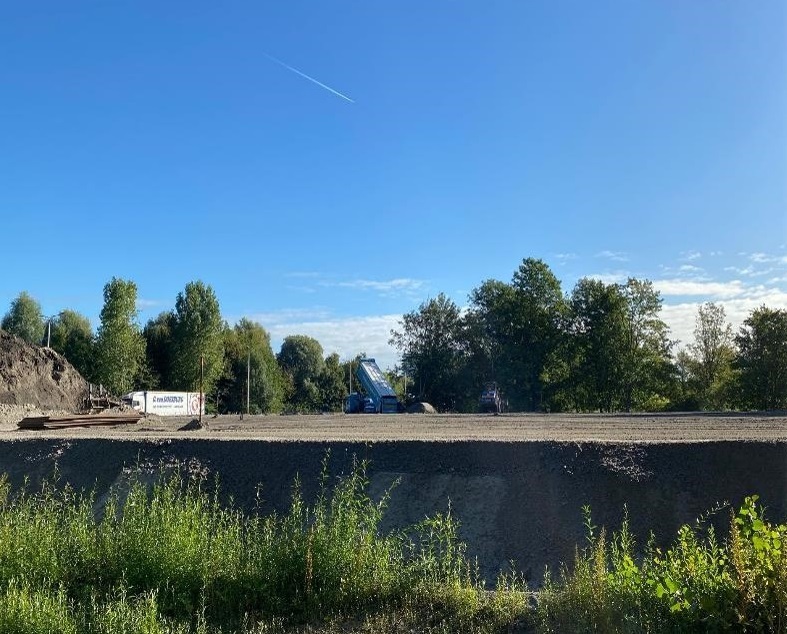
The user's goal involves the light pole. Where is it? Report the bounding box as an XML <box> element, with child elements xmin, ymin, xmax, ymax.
<box><xmin>43</xmin><ymin>312</ymin><xmax>63</xmax><ymax>348</ymax></box>
<box><xmin>199</xmin><ymin>355</ymin><xmax>204</xmax><ymax>426</ymax></box>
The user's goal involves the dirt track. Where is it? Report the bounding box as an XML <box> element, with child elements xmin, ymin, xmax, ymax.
<box><xmin>2</xmin><ymin>411</ymin><xmax>786</xmax><ymax>442</ymax></box>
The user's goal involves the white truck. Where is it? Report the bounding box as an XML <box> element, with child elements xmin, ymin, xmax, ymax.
<box><xmin>121</xmin><ymin>391</ymin><xmax>204</xmax><ymax>417</ymax></box>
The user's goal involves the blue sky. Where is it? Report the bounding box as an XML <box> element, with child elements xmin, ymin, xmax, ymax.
<box><xmin>1</xmin><ymin>1</ymin><xmax>785</xmax><ymax>369</ymax></box>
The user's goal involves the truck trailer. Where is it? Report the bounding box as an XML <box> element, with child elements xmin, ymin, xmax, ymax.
<box><xmin>121</xmin><ymin>391</ymin><xmax>205</xmax><ymax>417</ymax></box>
<box><xmin>344</xmin><ymin>358</ymin><xmax>400</xmax><ymax>414</ymax></box>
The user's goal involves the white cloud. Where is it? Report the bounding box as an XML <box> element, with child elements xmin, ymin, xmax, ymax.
<box><xmin>658</xmin><ymin>267</ymin><xmax>787</xmax><ymax>346</ymax></box>
<box><xmin>653</xmin><ymin>279</ymin><xmax>748</xmax><ymax>299</ymax></box>
<box><xmin>554</xmin><ymin>252</ymin><xmax>578</xmax><ymax>264</ymax></box>
<box><xmin>281</xmin><ymin>274</ymin><xmax>427</xmax><ymax>298</ymax></box>
<box><xmin>663</xmin><ymin>289</ymin><xmax>787</xmax><ymax>347</ymax></box>
<box><xmin>137</xmin><ymin>298</ymin><xmax>163</xmax><ymax>310</ymax></box>
<box><xmin>724</xmin><ymin>265</ymin><xmax>756</xmax><ymax>276</ymax></box>
<box><xmin>331</xmin><ymin>278</ymin><xmax>425</xmax><ymax>295</ymax></box>
<box><xmin>678</xmin><ymin>264</ymin><xmax>704</xmax><ymax>274</ymax></box>
<box><xmin>269</xmin><ymin>314</ymin><xmax>403</xmax><ymax>370</ymax></box>
<box><xmin>242</xmin><ymin>308</ymin><xmax>334</xmax><ymax>324</ymax></box>
<box><xmin>595</xmin><ymin>250</ymin><xmax>629</xmax><ymax>262</ymax></box>
<box><xmin>586</xmin><ymin>271</ymin><xmax>629</xmax><ymax>285</ymax></box>
<box><xmin>744</xmin><ymin>252</ymin><xmax>787</xmax><ymax>265</ymax></box>
<box><xmin>284</xmin><ymin>271</ymin><xmax>324</xmax><ymax>279</ymax></box>
<box><xmin>680</xmin><ymin>250</ymin><xmax>702</xmax><ymax>261</ymax></box>
<box><xmin>285</xmin><ymin>285</ymin><xmax>318</xmax><ymax>294</ymax></box>
<box><xmin>231</xmin><ymin>308</ymin><xmax>403</xmax><ymax>369</ymax></box>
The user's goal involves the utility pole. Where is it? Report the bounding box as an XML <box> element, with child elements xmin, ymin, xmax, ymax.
<box><xmin>246</xmin><ymin>350</ymin><xmax>251</xmax><ymax>417</ymax></box>
<box><xmin>199</xmin><ymin>355</ymin><xmax>204</xmax><ymax>426</ymax></box>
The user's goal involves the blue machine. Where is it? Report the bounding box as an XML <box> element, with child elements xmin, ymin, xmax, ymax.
<box><xmin>345</xmin><ymin>358</ymin><xmax>400</xmax><ymax>414</ymax></box>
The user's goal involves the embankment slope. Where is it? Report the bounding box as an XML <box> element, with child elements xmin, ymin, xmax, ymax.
<box><xmin>0</xmin><ymin>429</ymin><xmax>783</xmax><ymax>586</ymax></box>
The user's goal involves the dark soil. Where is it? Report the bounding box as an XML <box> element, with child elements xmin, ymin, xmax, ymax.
<box><xmin>0</xmin><ymin>330</ymin><xmax>88</xmax><ymax>410</ymax></box>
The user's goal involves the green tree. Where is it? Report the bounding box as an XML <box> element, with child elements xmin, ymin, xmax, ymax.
<box><xmin>619</xmin><ymin>278</ymin><xmax>673</xmax><ymax>411</ymax></box>
<box><xmin>510</xmin><ymin>259</ymin><xmax>567</xmax><ymax>411</ymax></box>
<box><xmin>223</xmin><ymin>318</ymin><xmax>285</xmax><ymax>414</ymax></box>
<box><xmin>318</xmin><ymin>352</ymin><xmax>347</xmax><ymax>412</ymax></box>
<box><xmin>171</xmin><ymin>281</ymin><xmax>224</xmax><ymax>396</ymax></box>
<box><xmin>468</xmin><ymin>280</ymin><xmax>518</xmax><ymax>406</ymax></box>
<box><xmin>94</xmin><ymin>278</ymin><xmax>145</xmax><ymax>395</ymax></box>
<box><xmin>277</xmin><ymin>335</ymin><xmax>325</xmax><ymax>411</ymax></box>
<box><xmin>686</xmin><ymin>302</ymin><xmax>736</xmax><ymax>409</ymax></box>
<box><xmin>142</xmin><ymin>311</ymin><xmax>176</xmax><ymax>389</ymax></box>
<box><xmin>673</xmin><ymin>348</ymin><xmax>701</xmax><ymax>411</ymax></box>
<box><xmin>469</xmin><ymin>259</ymin><xmax>566</xmax><ymax>411</ymax></box>
<box><xmin>568</xmin><ymin>278</ymin><xmax>628</xmax><ymax>412</ymax></box>
<box><xmin>735</xmin><ymin>306</ymin><xmax>787</xmax><ymax>409</ymax></box>
<box><xmin>48</xmin><ymin>309</ymin><xmax>95</xmax><ymax>381</ymax></box>
<box><xmin>389</xmin><ymin>293</ymin><xmax>466</xmax><ymax>411</ymax></box>
<box><xmin>1</xmin><ymin>292</ymin><xmax>44</xmax><ymax>345</ymax></box>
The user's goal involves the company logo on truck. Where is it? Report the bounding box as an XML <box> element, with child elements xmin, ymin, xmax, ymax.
<box><xmin>152</xmin><ymin>395</ymin><xmax>184</xmax><ymax>404</ymax></box>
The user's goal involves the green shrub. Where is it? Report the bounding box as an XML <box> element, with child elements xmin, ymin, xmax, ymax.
<box><xmin>536</xmin><ymin>497</ymin><xmax>787</xmax><ymax>632</ymax></box>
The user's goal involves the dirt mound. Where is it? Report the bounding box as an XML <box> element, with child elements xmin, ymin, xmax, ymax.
<box><xmin>0</xmin><ymin>330</ymin><xmax>88</xmax><ymax>412</ymax></box>
<box><xmin>407</xmin><ymin>402</ymin><xmax>437</xmax><ymax>414</ymax></box>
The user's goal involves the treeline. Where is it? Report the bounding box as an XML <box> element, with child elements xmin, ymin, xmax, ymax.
<box><xmin>389</xmin><ymin>258</ymin><xmax>787</xmax><ymax>413</ymax></box>
<box><xmin>3</xmin><ymin>258</ymin><xmax>787</xmax><ymax>414</ymax></box>
<box><xmin>0</xmin><ymin>279</ymin><xmax>354</xmax><ymax>413</ymax></box>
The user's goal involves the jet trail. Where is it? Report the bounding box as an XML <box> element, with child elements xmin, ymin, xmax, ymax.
<box><xmin>264</xmin><ymin>53</ymin><xmax>355</xmax><ymax>103</ymax></box>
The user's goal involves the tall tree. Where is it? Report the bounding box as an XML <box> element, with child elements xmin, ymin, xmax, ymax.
<box><xmin>469</xmin><ymin>260</ymin><xmax>565</xmax><ymax>411</ymax></box>
<box><xmin>48</xmin><ymin>309</ymin><xmax>95</xmax><ymax>381</ymax></box>
<box><xmin>673</xmin><ymin>348</ymin><xmax>701</xmax><ymax>411</ymax></box>
<box><xmin>94</xmin><ymin>278</ymin><xmax>145</xmax><ymax>395</ymax></box>
<box><xmin>223</xmin><ymin>318</ymin><xmax>284</xmax><ymax>414</ymax></box>
<box><xmin>389</xmin><ymin>293</ymin><xmax>466</xmax><ymax>411</ymax></box>
<box><xmin>277</xmin><ymin>335</ymin><xmax>325</xmax><ymax>411</ymax></box>
<box><xmin>619</xmin><ymin>278</ymin><xmax>673</xmax><ymax>411</ymax></box>
<box><xmin>142</xmin><ymin>311</ymin><xmax>176</xmax><ymax>389</ymax></box>
<box><xmin>1</xmin><ymin>292</ymin><xmax>44</xmax><ymax>345</ymax></box>
<box><xmin>569</xmin><ymin>278</ymin><xmax>628</xmax><ymax>412</ymax></box>
<box><xmin>318</xmin><ymin>352</ymin><xmax>347</xmax><ymax>412</ymax></box>
<box><xmin>468</xmin><ymin>279</ymin><xmax>519</xmax><ymax>405</ymax></box>
<box><xmin>509</xmin><ymin>258</ymin><xmax>566</xmax><ymax>410</ymax></box>
<box><xmin>687</xmin><ymin>302</ymin><xmax>736</xmax><ymax>409</ymax></box>
<box><xmin>735</xmin><ymin>306</ymin><xmax>787</xmax><ymax>409</ymax></box>
<box><xmin>171</xmin><ymin>281</ymin><xmax>224</xmax><ymax>395</ymax></box>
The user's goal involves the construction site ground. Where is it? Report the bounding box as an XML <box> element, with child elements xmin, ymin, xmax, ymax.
<box><xmin>0</xmin><ymin>409</ymin><xmax>784</xmax><ymax>586</ymax></box>
<box><xmin>1</xmin><ymin>409</ymin><xmax>786</xmax><ymax>441</ymax></box>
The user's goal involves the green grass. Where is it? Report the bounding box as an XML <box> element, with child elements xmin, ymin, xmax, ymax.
<box><xmin>0</xmin><ymin>458</ymin><xmax>784</xmax><ymax>632</ymax></box>
<box><xmin>0</xmin><ymin>456</ymin><xmax>528</xmax><ymax>633</ymax></box>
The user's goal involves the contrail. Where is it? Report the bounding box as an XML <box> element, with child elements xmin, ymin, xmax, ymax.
<box><xmin>264</xmin><ymin>53</ymin><xmax>355</xmax><ymax>103</ymax></box>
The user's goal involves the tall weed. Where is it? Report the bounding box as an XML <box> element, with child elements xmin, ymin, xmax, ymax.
<box><xmin>537</xmin><ymin>496</ymin><xmax>787</xmax><ymax>633</ymax></box>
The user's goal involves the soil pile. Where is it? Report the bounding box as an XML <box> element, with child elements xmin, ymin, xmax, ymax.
<box><xmin>407</xmin><ymin>402</ymin><xmax>437</xmax><ymax>413</ymax></box>
<box><xmin>0</xmin><ymin>330</ymin><xmax>88</xmax><ymax>412</ymax></box>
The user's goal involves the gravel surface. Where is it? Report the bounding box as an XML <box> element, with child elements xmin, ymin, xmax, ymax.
<box><xmin>1</xmin><ymin>411</ymin><xmax>786</xmax><ymax>442</ymax></box>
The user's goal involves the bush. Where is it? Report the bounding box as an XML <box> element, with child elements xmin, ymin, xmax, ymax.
<box><xmin>536</xmin><ymin>497</ymin><xmax>787</xmax><ymax>632</ymax></box>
